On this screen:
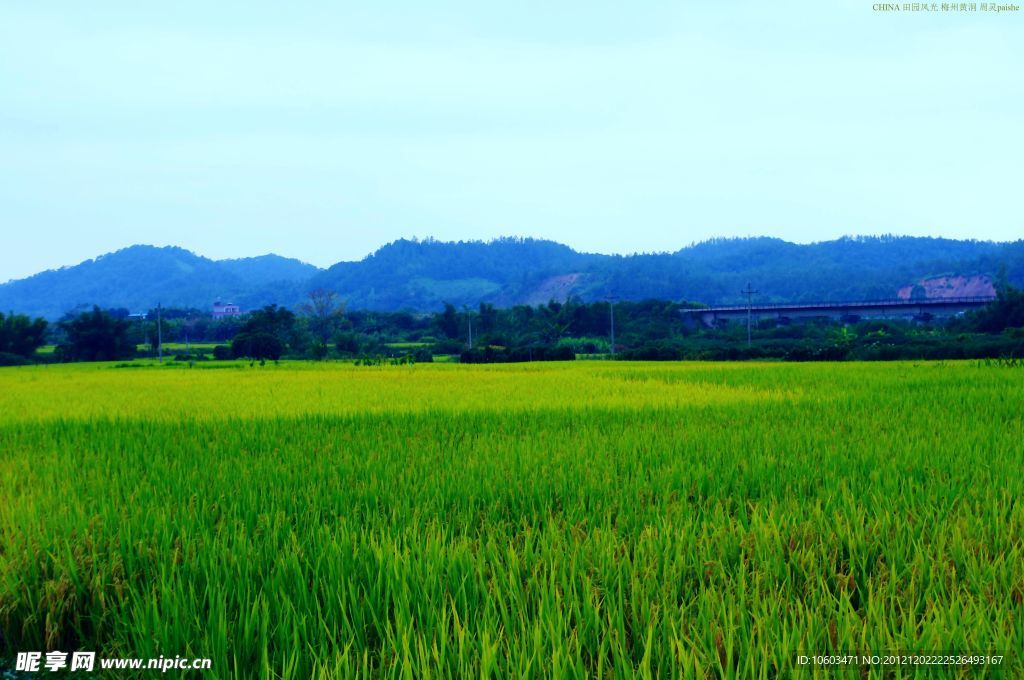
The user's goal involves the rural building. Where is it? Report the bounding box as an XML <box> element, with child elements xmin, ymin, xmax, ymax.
<box><xmin>211</xmin><ymin>301</ymin><xmax>241</xmax><ymax>318</ymax></box>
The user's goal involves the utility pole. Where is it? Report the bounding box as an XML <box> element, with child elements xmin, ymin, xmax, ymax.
<box><xmin>609</xmin><ymin>301</ymin><xmax>615</xmax><ymax>357</ymax></box>
<box><xmin>608</xmin><ymin>296</ymin><xmax>618</xmax><ymax>357</ymax></box>
<box><xmin>741</xmin><ymin>283</ymin><xmax>758</xmax><ymax>347</ymax></box>
<box><xmin>465</xmin><ymin>307</ymin><xmax>473</xmax><ymax>349</ymax></box>
<box><xmin>184</xmin><ymin>312</ymin><xmax>192</xmax><ymax>361</ymax></box>
<box><xmin>157</xmin><ymin>302</ymin><xmax>163</xmax><ymax>363</ymax></box>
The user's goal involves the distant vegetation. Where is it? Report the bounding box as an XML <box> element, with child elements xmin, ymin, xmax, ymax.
<box><xmin>0</xmin><ymin>246</ymin><xmax>317</xmax><ymax>319</ymax></box>
<box><xmin>3</xmin><ymin>283</ymin><xmax>1023</xmax><ymax>366</ymax></box>
<box><xmin>55</xmin><ymin>305</ymin><xmax>136</xmax><ymax>362</ymax></box>
<box><xmin>0</xmin><ymin>311</ymin><xmax>47</xmax><ymax>366</ymax></box>
<box><xmin>2</xmin><ymin>236</ymin><xmax>1023</xmax><ymax>319</ymax></box>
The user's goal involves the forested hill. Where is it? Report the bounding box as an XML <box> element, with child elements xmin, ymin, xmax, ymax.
<box><xmin>2</xmin><ymin>236</ymin><xmax>1022</xmax><ymax>319</ymax></box>
<box><xmin>306</xmin><ymin>235</ymin><xmax>1022</xmax><ymax>310</ymax></box>
<box><xmin>0</xmin><ymin>246</ymin><xmax>320</xmax><ymax>320</ymax></box>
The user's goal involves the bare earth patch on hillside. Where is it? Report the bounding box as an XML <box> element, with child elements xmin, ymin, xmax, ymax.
<box><xmin>521</xmin><ymin>272</ymin><xmax>582</xmax><ymax>306</ymax></box>
<box><xmin>898</xmin><ymin>274</ymin><xmax>995</xmax><ymax>299</ymax></box>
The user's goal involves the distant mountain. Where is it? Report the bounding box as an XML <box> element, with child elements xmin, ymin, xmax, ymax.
<box><xmin>307</xmin><ymin>237</ymin><xmax>601</xmax><ymax>311</ymax></box>
<box><xmin>1</xmin><ymin>236</ymin><xmax>1021</xmax><ymax>319</ymax></box>
<box><xmin>308</xmin><ymin>235</ymin><xmax>1021</xmax><ymax>310</ymax></box>
<box><xmin>217</xmin><ymin>254</ymin><xmax>318</xmax><ymax>284</ymax></box>
<box><xmin>0</xmin><ymin>245</ymin><xmax>321</xmax><ymax>319</ymax></box>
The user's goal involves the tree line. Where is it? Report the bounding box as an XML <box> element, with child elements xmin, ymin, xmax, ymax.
<box><xmin>2</xmin><ymin>284</ymin><xmax>1023</xmax><ymax>366</ymax></box>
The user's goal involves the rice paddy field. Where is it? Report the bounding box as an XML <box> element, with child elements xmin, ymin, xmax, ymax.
<box><xmin>0</xmin><ymin>360</ymin><xmax>1021</xmax><ymax>678</ymax></box>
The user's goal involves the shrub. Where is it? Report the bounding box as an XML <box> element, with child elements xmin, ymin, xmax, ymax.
<box><xmin>0</xmin><ymin>351</ymin><xmax>33</xmax><ymax>367</ymax></box>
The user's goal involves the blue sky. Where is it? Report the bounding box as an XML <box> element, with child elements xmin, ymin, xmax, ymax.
<box><xmin>1</xmin><ymin>1</ymin><xmax>1021</xmax><ymax>281</ymax></box>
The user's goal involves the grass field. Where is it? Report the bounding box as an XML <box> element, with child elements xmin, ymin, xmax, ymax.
<box><xmin>33</xmin><ymin>344</ymin><xmax>222</xmax><ymax>357</ymax></box>
<box><xmin>0</xmin><ymin>361</ymin><xmax>1021</xmax><ymax>678</ymax></box>
<box><xmin>145</xmin><ymin>342</ymin><xmax>222</xmax><ymax>352</ymax></box>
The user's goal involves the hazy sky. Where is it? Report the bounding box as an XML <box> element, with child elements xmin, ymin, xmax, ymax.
<box><xmin>1</xmin><ymin>1</ymin><xmax>1021</xmax><ymax>281</ymax></box>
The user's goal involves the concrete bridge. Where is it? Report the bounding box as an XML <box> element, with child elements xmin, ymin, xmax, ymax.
<box><xmin>682</xmin><ymin>296</ymin><xmax>995</xmax><ymax>328</ymax></box>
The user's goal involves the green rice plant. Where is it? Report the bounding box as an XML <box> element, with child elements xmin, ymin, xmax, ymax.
<box><xmin>0</xmin><ymin>361</ymin><xmax>1020</xmax><ymax>678</ymax></box>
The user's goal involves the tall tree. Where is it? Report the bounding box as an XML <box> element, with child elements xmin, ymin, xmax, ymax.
<box><xmin>478</xmin><ymin>303</ymin><xmax>497</xmax><ymax>334</ymax></box>
<box><xmin>968</xmin><ymin>283</ymin><xmax>1024</xmax><ymax>333</ymax></box>
<box><xmin>438</xmin><ymin>303</ymin><xmax>460</xmax><ymax>339</ymax></box>
<box><xmin>231</xmin><ymin>304</ymin><xmax>300</xmax><ymax>359</ymax></box>
<box><xmin>299</xmin><ymin>289</ymin><xmax>347</xmax><ymax>358</ymax></box>
<box><xmin>231</xmin><ymin>332</ymin><xmax>284</xmax><ymax>361</ymax></box>
<box><xmin>57</xmin><ymin>306</ymin><xmax>135</xmax><ymax>362</ymax></box>
<box><xmin>0</xmin><ymin>312</ymin><xmax>48</xmax><ymax>358</ymax></box>
<box><xmin>240</xmin><ymin>305</ymin><xmax>296</xmax><ymax>342</ymax></box>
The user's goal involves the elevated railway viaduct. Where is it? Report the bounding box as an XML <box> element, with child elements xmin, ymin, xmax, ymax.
<box><xmin>681</xmin><ymin>296</ymin><xmax>995</xmax><ymax>328</ymax></box>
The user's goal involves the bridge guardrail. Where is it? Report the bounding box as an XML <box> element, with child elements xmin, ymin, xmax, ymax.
<box><xmin>683</xmin><ymin>296</ymin><xmax>996</xmax><ymax>314</ymax></box>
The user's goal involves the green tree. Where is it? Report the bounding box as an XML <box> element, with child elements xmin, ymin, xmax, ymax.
<box><xmin>438</xmin><ymin>303</ymin><xmax>459</xmax><ymax>339</ymax></box>
<box><xmin>236</xmin><ymin>305</ymin><xmax>299</xmax><ymax>352</ymax></box>
<box><xmin>231</xmin><ymin>332</ymin><xmax>284</xmax><ymax>361</ymax></box>
<box><xmin>299</xmin><ymin>289</ymin><xmax>346</xmax><ymax>359</ymax></box>
<box><xmin>478</xmin><ymin>303</ymin><xmax>497</xmax><ymax>334</ymax></box>
<box><xmin>969</xmin><ymin>284</ymin><xmax>1024</xmax><ymax>333</ymax></box>
<box><xmin>0</xmin><ymin>312</ymin><xmax>48</xmax><ymax>358</ymax></box>
<box><xmin>241</xmin><ymin>304</ymin><xmax>295</xmax><ymax>337</ymax></box>
<box><xmin>539</xmin><ymin>300</ymin><xmax>574</xmax><ymax>343</ymax></box>
<box><xmin>57</xmin><ymin>306</ymin><xmax>135</xmax><ymax>362</ymax></box>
